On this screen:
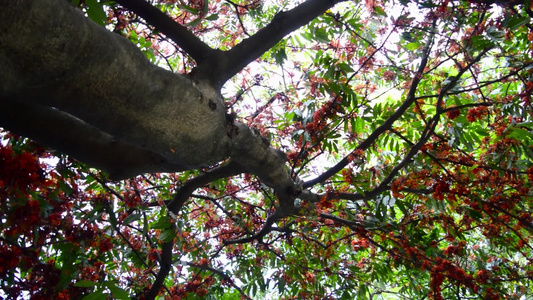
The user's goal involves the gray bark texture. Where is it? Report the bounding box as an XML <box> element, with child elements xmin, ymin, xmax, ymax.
<box><xmin>1</xmin><ymin>0</ymin><xmax>232</xmax><ymax>179</ymax></box>
<box><xmin>0</xmin><ymin>0</ymin><xmax>296</xmax><ymax>196</ymax></box>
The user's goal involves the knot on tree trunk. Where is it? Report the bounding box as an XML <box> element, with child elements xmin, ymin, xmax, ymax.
<box><xmin>228</xmin><ymin>123</ymin><xmax>299</xmax><ymax>207</ymax></box>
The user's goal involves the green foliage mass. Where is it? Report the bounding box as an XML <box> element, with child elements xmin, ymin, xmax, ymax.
<box><xmin>1</xmin><ymin>0</ymin><xmax>533</xmax><ymax>299</ymax></box>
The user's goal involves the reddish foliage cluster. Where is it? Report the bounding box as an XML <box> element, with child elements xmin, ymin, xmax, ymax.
<box><xmin>0</xmin><ymin>140</ymin><xmax>122</xmax><ymax>298</ymax></box>
<box><xmin>123</xmin><ymin>190</ymin><xmax>144</xmax><ymax>208</ymax></box>
<box><xmin>527</xmin><ymin>165</ymin><xmax>533</xmax><ymax>182</ymax></box>
<box><xmin>0</xmin><ymin>143</ymin><xmax>44</xmax><ymax>192</ymax></box>
<box><xmin>391</xmin><ymin>169</ymin><xmax>433</xmax><ymax>198</ymax></box>
<box><xmin>429</xmin><ymin>257</ymin><xmax>477</xmax><ymax>299</ymax></box>
<box><xmin>432</xmin><ymin>180</ymin><xmax>450</xmax><ymax>201</ymax></box>
<box><xmin>106</xmin><ymin>8</ymin><xmax>135</xmax><ymax>32</ymax></box>
<box><xmin>519</xmin><ymin>81</ymin><xmax>533</xmax><ymax>105</ymax></box>
<box><xmin>0</xmin><ymin>244</ymin><xmax>21</xmax><ymax>276</ymax></box>
<box><xmin>466</xmin><ymin>106</ymin><xmax>488</xmax><ymax>122</ymax></box>
<box><xmin>305</xmin><ymin>97</ymin><xmax>343</xmax><ymax>142</ymax></box>
<box><xmin>445</xmin><ymin>108</ymin><xmax>461</xmax><ymax>119</ymax></box>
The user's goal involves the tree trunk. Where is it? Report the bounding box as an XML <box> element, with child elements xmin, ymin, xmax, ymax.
<box><xmin>0</xmin><ymin>0</ymin><xmax>299</xmax><ymax>206</ymax></box>
<box><xmin>1</xmin><ymin>0</ymin><xmax>235</xmax><ymax>178</ymax></box>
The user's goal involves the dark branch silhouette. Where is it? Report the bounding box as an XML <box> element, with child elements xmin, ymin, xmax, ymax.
<box><xmin>146</xmin><ymin>161</ymin><xmax>243</xmax><ymax>299</ymax></box>
<box><xmin>115</xmin><ymin>0</ymin><xmax>216</xmax><ymax>63</ymax></box>
<box><xmin>194</xmin><ymin>0</ymin><xmax>348</xmax><ymax>87</ymax></box>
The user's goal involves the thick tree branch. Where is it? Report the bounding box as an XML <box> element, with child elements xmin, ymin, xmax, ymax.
<box><xmin>114</xmin><ymin>0</ymin><xmax>216</xmax><ymax>63</ymax></box>
<box><xmin>2</xmin><ymin>0</ymin><xmax>315</xmax><ymax>268</ymax></box>
<box><xmin>145</xmin><ymin>241</ymin><xmax>173</xmax><ymax>300</ymax></box>
<box><xmin>167</xmin><ymin>161</ymin><xmax>244</xmax><ymax>213</ymax></box>
<box><xmin>0</xmin><ymin>99</ymin><xmax>180</xmax><ymax>178</ymax></box>
<box><xmin>193</xmin><ymin>0</ymin><xmax>347</xmax><ymax>87</ymax></box>
<box><xmin>1</xmin><ymin>0</ymin><xmax>231</xmax><ymax>179</ymax></box>
<box><xmin>219</xmin><ymin>123</ymin><xmax>314</xmax><ymax>244</ymax></box>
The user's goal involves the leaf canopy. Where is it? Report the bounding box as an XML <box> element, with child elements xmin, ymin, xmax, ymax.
<box><xmin>1</xmin><ymin>0</ymin><xmax>533</xmax><ymax>299</ymax></box>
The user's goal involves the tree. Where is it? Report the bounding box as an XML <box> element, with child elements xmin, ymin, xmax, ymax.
<box><xmin>0</xmin><ymin>0</ymin><xmax>532</xmax><ymax>298</ymax></box>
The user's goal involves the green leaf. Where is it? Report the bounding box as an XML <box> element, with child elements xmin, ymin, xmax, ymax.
<box><xmin>105</xmin><ymin>204</ymin><xmax>118</xmax><ymax>228</ymax></box>
<box><xmin>396</xmin><ymin>199</ymin><xmax>408</xmax><ymax>215</ymax></box>
<box><xmin>337</xmin><ymin>62</ymin><xmax>354</xmax><ymax>73</ymax></box>
<box><xmin>406</xmin><ymin>42</ymin><xmax>419</xmax><ymax>51</ymax></box>
<box><xmin>503</xmin><ymin>15</ymin><xmax>530</xmax><ymax>30</ymax></box>
<box><xmin>185</xmin><ymin>18</ymin><xmax>202</xmax><ymax>28</ymax></box>
<box><xmin>122</xmin><ymin>213</ymin><xmax>142</xmax><ymax>225</ymax></box>
<box><xmin>105</xmin><ymin>281</ymin><xmax>130</xmax><ymax>299</ymax></box>
<box><xmin>313</xmin><ymin>27</ymin><xmax>330</xmax><ymax>43</ymax></box>
<box><xmin>507</xmin><ymin>128</ymin><xmax>533</xmax><ymax>140</ymax></box>
<box><xmin>486</xmin><ymin>26</ymin><xmax>504</xmax><ymax>41</ymax></box>
<box><xmin>59</xmin><ymin>181</ymin><xmax>74</xmax><ymax>195</ymax></box>
<box><xmin>354</xmin><ymin>118</ymin><xmax>364</xmax><ymax>133</ymax></box>
<box><xmin>358</xmin><ymin>283</ymin><xmax>368</xmax><ymax>298</ymax></box>
<box><xmin>202</xmin><ymin>0</ymin><xmax>209</xmax><ymax>15</ymax></box>
<box><xmin>205</xmin><ymin>13</ymin><xmax>219</xmax><ymax>21</ymax></box>
<box><xmin>475</xmin><ymin>128</ymin><xmax>490</xmax><ymax>137</ymax></box>
<box><xmin>373</xmin><ymin>5</ymin><xmax>387</xmax><ymax>17</ymax></box>
<box><xmin>469</xmin><ymin>36</ymin><xmax>494</xmax><ymax>50</ymax></box>
<box><xmin>401</xmin><ymin>31</ymin><xmax>413</xmax><ymax>42</ymax></box>
<box><xmin>85</xmin><ymin>0</ymin><xmax>107</xmax><ymax>26</ymax></box>
<box><xmin>74</xmin><ymin>280</ymin><xmax>98</xmax><ymax>288</ymax></box>
<box><xmin>151</xmin><ymin>215</ymin><xmax>172</xmax><ymax>230</ymax></box>
<box><xmin>278</xmin><ymin>278</ymin><xmax>286</xmax><ymax>294</ymax></box>
<box><xmin>82</xmin><ymin>290</ymin><xmax>106</xmax><ymax>300</ymax></box>
<box><xmin>273</xmin><ymin>47</ymin><xmax>287</xmax><ymax>65</ymax></box>
<box><xmin>179</xmin><ymin>4</ymin><xmax>199</xmax><ymax>14</ymax></box>
<box><xmin>467</xmin><ymin>208</ymin><xmax>482</xmax><ymax>221</ymax></box>
<box><xmin>158</xmin><ymin>228</ymin><xmax>175</xmax><ymax>242</ymax></box>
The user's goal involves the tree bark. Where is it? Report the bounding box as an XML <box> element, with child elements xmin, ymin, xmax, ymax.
<box><xmin>0</xmin><ymin>0</ymin><xmax>303</xmax><ymax>204</ymax></box>
<box><xmin>1</xmin><ymin>0</ymin><xmax>232</xmax><ymax>179</ymax></box>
